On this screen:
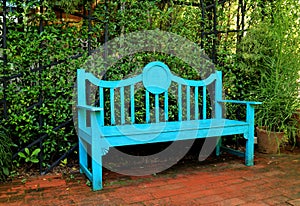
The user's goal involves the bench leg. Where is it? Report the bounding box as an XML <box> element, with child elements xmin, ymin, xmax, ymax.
<box><xmin>245</xmin><ymin>133</ymin><xmax>254</xmax><ymax>166</ymax></box>
<box><xmin>79</xmin><ymin>138</ymin><xmax>88</xmax><ymax>174</ymax></box>
<box><xmin>215</xmin><ymin>137</ymin><xmax>221</xmax><ymax>156</ymax></box>
<box><xmin>245</xmin><ymin>104</ymin><xmax>255</xmax><ymax>166</ymax></box>
<box><xmin>91</xmin><ymin>141</ymin><xmax>103</xmax><ymax>191</ymax></box>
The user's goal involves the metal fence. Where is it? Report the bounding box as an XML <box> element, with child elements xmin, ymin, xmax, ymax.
<box><xmin>0</xmin><ymin>0</ymin><xmax>248</xmax><ymax>174</ymax></box>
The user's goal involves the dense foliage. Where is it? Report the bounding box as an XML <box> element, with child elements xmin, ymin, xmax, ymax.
<box><xmin>236</xmin><ymin>0</ymin><xmax>300</xmax><ymax>134</ymax></box>
<box><xmin>1</xmin><ymin>0</ymin><xmax>299</xmax><ymax>180</ymax></box>
<box><xmin>0</xmin><ymin>125</ymin><xmax>14</xmax><ymax>181</ymax></box>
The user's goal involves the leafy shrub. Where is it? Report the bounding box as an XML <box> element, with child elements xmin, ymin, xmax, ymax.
<box><xmin>2</xmin><ymin>1</ymin><xmax>89</xmax><ymax>169</ymax></box>
<box><xmin>237</xmin><ymin>0</ymin><xmax>300</xmax><ymax>133</ymax></box>
<box><xmin>0</xmin><ymin>126</ymin><xmax>14</xmax><ymax>182</ymax></box>
<box><xmin>1</xmin><ymin>0</ymin><xmax>255</xmax><ymax>170</ymax></box>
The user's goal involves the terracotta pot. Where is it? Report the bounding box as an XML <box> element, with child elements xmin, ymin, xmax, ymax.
<box><xmin>256</xmin><ymin>126</ymin><xmax>284</xmax><ymax>154</ymax></box>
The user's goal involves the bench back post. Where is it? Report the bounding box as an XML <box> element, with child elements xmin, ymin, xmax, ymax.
<box><xmin>77</xmin><ymin>69</ymin><xmax>87</xmax><ymax>128</ymax></box>
<box><xmin>215</xmin><ymin>71</ymin><xmax>223</xmax><ymax>119</ymax></box>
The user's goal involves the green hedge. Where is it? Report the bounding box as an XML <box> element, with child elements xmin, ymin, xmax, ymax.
<box><xmin>0</xmin><ymin>0</ymin><xmax>260</xmax><ymax>178</ymax></box>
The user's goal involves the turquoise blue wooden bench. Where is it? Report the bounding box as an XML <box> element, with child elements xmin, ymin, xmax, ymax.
<box><xmin>77</xmin><ymin>61</ymin><xmax>261</xmax><ymax>191</ymax></box>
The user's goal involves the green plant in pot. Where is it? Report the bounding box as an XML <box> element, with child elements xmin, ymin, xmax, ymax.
<box><xmin>238</xmin><ymin>0</ymin><xmax>300</xmax><ymax>153</ymax></box>
<box><xmin>291</xmin><ymin>109</ymin><xmax>300</xmax><ymax>148</ymax></box>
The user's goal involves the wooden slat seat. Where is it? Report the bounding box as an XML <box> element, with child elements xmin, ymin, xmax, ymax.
<box><xmin>101</xmin><ymin>119</ymin><xmax>248</xmax><ymax>145</ymax></box>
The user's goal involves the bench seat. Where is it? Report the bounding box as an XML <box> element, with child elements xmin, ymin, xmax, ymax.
<box><xmin>80</xmin><ymin>119</ymin><xmax>249</xmax><ymax>147</ymax></box>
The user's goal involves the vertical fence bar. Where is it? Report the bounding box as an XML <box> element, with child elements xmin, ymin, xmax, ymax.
<box><xmin>237</xmin><ymin>0</ymin><xmax>241</xmax><ymax>32</ymax></box>
<box><xmin>200</xmin><ymin>0</ymin><xmax>205</xmax><ymax>49</ymax></box>
<box><xmin>110</xmin><ymin>88</ymin><xmax>115</xmax><ymax>125</ymax></box>
<box><xmin>38</xmin><ymin>0</ymin><xmax>44</xmax><ymax>173</ymax></box>
<box><xmin>120</xmin><ymin>87</ymin><xmax>125</xmax><ymax>124</ymax></box>
<box><xmin>146</xmin><ymin>90</ymin><xmax>150</xmax><ymax>123</ymax></box>
<box><xmin>88</xmin><ymin>3</ymin><xmax>92</xmax><ymax>56</ymax></box>
<box><xmin>241</xmin><ymin>0</ymin><xmax>245</xmax><ymax>36</ymax></box>
<box><xmin>104</xmin><ymin>0</ymin><xmax>109</xmax><ymax>44</ymax></box>
<box><xmin>194</xmin><ymin>86</ymin><xmax>199</xmax><ymax>120</ymax></box>
<box><xmin>164</xmin><ymin>91</ymin><xmax>168</xmax><ymax>121</ymax></box>
<box><xmin>203</xmin><ymin>85</ymin><xmax>207</xmax><ymax>119</ymax></box>
<box><xmin>178</xmin><ymin>84</ymin><xmax>182</xmax><ymax>121</ymax></box>
<box><xmin>237</xmin><ymin>0</ymin><xmax>242</xmax><ymax>44</ymax></box>
<box><xmin>2</xmin><ymin>0</ymin><xmax>8</xmax><ymax>119</ymax></box>
<box><xmin>38</xmin><ymin>1</ymin><xmax>44</xmax><ymax>128</ymax></box>
<box><xmin>186</xmin><ymin>86</ymin><xmax>190</xmax><ymax>120</ymax></box>
<box><xmin>130</xmin><ymin>85</ymin><xmax>135</xmax><ymax>123</ymax></box>
<box><xmin>212</xmin><ymin>0</ymin><xmax>217</xmax><ymax>64</ymax></box>
<box><xmin>155</xmin><ymin>94</ymin><xmax>159</xmax><ymax>123</ymax></box>
<box><xmin>103</xmin><ymin>0</ymin><xmax>109</xmax><ymax>71</ymax></box>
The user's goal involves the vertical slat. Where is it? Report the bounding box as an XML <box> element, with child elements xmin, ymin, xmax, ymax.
<box><xmin>110</xmin><ymin>88</ymin><xmax>115</xmax><ymax>125</ymax></box>
<box><xmin>215</xmin><ymin>71</ymin><xmax>223</xmax><ymax>119</ymax></box>
<box><xmin>178</xmin><ymin>84</ymin><xmax>182</xmax><ymax>121</ymax></box>
<box><xmin>155</xmin><ymin>94</ymin><xmax>159</xmax><ymax>123</ymax></box>
<box><xmin>120</xmin><ymin>87</ymin><xmax>125</xmax><ymax>124</ymax></box>
<box><xmin>186</xmin><ymin>86</ymin><xmax>190</xmax><ymax>120</ymax></box>
<box><xmin>99</xmin><ymin>87</ymin><xmax>104</xmax><ymax>126</ymax></box>
<box><xmin>146</xmin><ymin>90</ymin><xmax>150</xmax><ymax>123</ymax></box>
<box><xmin>203</xmin><ymin>85</ymin><xmax>207</xmax><ymax>119</ymax></box>
<box><xmin>164</xmin><ymin>91</ymin><xmax>168</xmax><ymax>121</ymax></box>
<box><xmin>130</xmin><ymin>85</ymin><xmax>135</xmax><ymax>124</ymax></box>
<box><xmin>195</xmin><ymin>86</ymin><xmax>199</xmax><ymax>120</ymax></box>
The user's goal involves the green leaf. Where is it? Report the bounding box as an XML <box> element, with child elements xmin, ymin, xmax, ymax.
<box><xmin>31</xmin><ymin>158</ymin><xmax>39</xmax><ymax>163</ymax></box>
<box><xmin>31</xmin><ymin>148</ymin><xmax>41</xmax><ymax>157</ymax></box>
<box><xmin>2</xmin><ymin>167</ymin><xmax>9</xmax><ymax>176</ymax></box>
<box><xmin>24</xmin><ymin>148</ymin><xmax>30</xmax><ymax>155</ymax></box>
<box><xmin>18</xmin><ymin>152</ymin><xmax>26</xmax><ymax>159</ymax></box>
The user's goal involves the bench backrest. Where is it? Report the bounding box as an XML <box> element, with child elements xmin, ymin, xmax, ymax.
<box><xmin>77</xmin><ymin>61</ymin><xmax>222</xmax><ymax>126</ymax></box>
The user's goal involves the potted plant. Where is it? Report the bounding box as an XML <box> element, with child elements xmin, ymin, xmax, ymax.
<box><xmin>238</xmin><ymin>0</ymin><xmax>300</xmax><ymax>153</ymax></box>
<box><xmin>292</xmin><ymin>109</ymin><xmax>300</xmax><ymax>147</ymax></box>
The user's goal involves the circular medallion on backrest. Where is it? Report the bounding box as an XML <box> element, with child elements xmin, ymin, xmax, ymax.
<box><xmin>142</xmin><ymin>61</ymin><xmax>172</xmax><ymax>94</ymax></box>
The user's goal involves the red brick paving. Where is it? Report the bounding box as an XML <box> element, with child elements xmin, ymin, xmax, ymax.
<box><xmin>0</xmin><ymin>151</ymin><xmax>300</xmax><ymax>206</ymax></box>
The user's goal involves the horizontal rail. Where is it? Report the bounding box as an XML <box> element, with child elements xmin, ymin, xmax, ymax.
<box><xmin>77</xmin><ymin>105</ymin><xmax>103</xmax><ymax>111</ymax></box>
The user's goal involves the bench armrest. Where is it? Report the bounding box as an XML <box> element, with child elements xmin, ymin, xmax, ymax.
<box><xmin>77</xmin><ymin>105</ymin><xmax>103</xmax><ymax>111</ymax></box>
<box><xmin>218</xmin><ymin>100</ymin><xmax>262</xmax><ymax>105</ymax></box>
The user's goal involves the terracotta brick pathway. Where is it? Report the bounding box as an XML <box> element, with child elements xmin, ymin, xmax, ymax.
<box><xmin>1</xmin><ymin>151</ymin><xmax>300</xmax><ymax>206</ymax></box>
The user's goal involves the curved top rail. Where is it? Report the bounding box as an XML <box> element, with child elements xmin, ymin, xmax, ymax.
<box><xmin>85</xmin><ymin>73</ymin><xmax>101</xmax><ymax>86</ymax></box>
<box><xmin>171</xmin><ymin>72</ymin><xmax>217</xmax><ymax>87</ymax></box>
<box><xmin>83</xmin><ymin>65</ymin><xmax>218</xmax><ymax>89</ymax></box>
<box><xmin>99</xmin><ymin>75</ymin><xmax>142</xmax><ymax>88</ymax></box>
<box><xmin>85</xmin><ymin>72</ymin><xmax>143</xmax><ymax>88</ymax></box>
